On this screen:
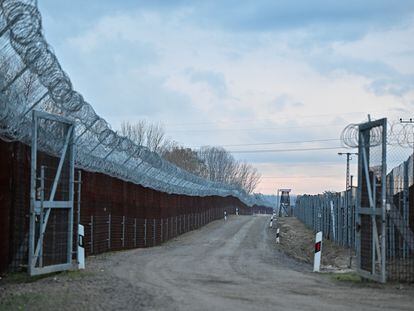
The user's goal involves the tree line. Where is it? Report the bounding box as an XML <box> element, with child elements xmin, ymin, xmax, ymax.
<box><xmin>120</xmin><ymin>121</ymin><xmax>261</xmax><ymax>194</ymax></box>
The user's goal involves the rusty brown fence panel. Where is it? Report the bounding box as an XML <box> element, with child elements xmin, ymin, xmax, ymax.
<box><xmin>0</xmin><ymin>140</ymin><xmax>276</xmax><ymax>275</ymax></box>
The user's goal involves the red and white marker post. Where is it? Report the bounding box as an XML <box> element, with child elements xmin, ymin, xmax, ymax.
<box><xmin>78</xmin><ymin>224</ymin><xmax>85</xmax><ymax>269</ymax></box>
<box><xmin>313</xmin><ymin>231</ymin><xmax>322</xmax><ymax>272</ymax></box>
<box><xmin>276</xmin><ymin>228</ymin><xmax>280</xmax><ymax>244</ymax></box>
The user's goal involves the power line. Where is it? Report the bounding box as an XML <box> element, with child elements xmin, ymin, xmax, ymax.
<box><xmin>188</xmin><ymin>138</ymin><xmax>339</xmax><ymax>148</ymax></box>
<box><xmin>164</xmin><ymin>109</ymin><xmax>398</xmax><ymax>127</ymax></box>
<box><xmin>167</xmin><ymin>124</ymin><xmax>346</xmax><ymax>133</ymax></box>
<box><xmin>227</xmin><ymin>146</ymin><xmax>348</xmax><ymax>154</ymax></box>
<box><xmin>256</xmin><ymin>162</ymin><xmax>351</xmax><ymax>166</ymax></box>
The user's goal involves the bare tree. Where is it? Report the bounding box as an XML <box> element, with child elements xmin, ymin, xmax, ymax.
<box><xmin>197</xmin><ymin>146</ymin><xmax>261</xmax><ymax>193</ymax></box>
<box><xmin>146</xmin><ymin>122</ymin><xmax>167</xmax><ymax>153</ymax></box>
<box><xmin>120</xmin><ymin>120</ymin><xmax>145</xmax><ymax>145</ymax></box>
<box><xmin>162</xmin><ymin>144</ymin><xmax>206</xmax><ymax>175</ymax></box>
<box><xmin>236</xmin><ymin>163</ymin><xmax>261</xmax><ymax>194</ymax></box>
<box><xmin>120</xmin><ymin>120</ymin><xmax>171</xmax><ymax>153</ymax></box>
<box><xmin>119</xmin><ymin>122</ymin><xmax>261</xmax><ymax>193</ymax></box>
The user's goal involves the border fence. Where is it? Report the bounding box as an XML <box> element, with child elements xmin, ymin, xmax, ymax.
<box><xmin>0</xmin><ymin>139</ymin><xmax>273</xmax><ymax>274</ymax></box>
<box><xmin>294</xmin><ymin>189</ymin><xmax>357</xmax><ymax>249</ymax></box>
<box><xmin>0</xmin><ymin>1</ymin><xmax>273</xmax><ymax>275</ymax></box>
<box><xmin>295</xmin><ymin>118</ymin><xmax>414</xmax><ymax>283</ymax></box>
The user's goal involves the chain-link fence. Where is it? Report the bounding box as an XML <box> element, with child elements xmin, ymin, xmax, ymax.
<box><xmin>296</xmin><ymin>119</ymin><xmax>414</xmax><ymax>282</ymax></box>
<box><xmin>294</xmin><ymin>189</ymin><xmax>356</xmax><ymax>249</ymax></box>
<box><xmin>386</xmin><ymin>151</ymin><xmax>414</xmax><ymax>282</ymax></box>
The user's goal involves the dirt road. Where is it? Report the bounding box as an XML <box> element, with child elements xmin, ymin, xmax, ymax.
<box><xmin>1</xmin><ymin>215</ymin><xmax>413</xmax><ymax>310</ymax></box>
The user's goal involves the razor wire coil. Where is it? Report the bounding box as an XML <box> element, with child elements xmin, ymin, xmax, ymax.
<box><xmin>341</xmin><ymin>120</ymin><xmax>414</xmax><ymax>149</ymax></box>
<box><xmin>0</xmin><ymin>0</ymin><xmax>270</xmax><ymax>207</ymax></box>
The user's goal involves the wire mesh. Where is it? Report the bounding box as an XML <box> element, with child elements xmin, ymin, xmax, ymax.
<box><xmin>386</xmin><ymin>145</ymin><xmax>414</xmax><ymax>282</ymax></box>
<box><xmin>295</xmin><ymin>190</ymin><xmax>356</xmax><ymax>250</ymax></box>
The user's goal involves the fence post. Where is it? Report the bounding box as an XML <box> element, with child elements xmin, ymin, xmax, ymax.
<box><xmin>122</xmin><ymin>216</ymin><xmax>125</xmax><ymax>248</ymax></box>
<box><xmin>330</xmin><ymin>201</ymin><xmax>336</xmax><ymax>241</ymax></box>
<box><xmin>134</xmin><ymin>218</ymin><xmax>137</xmax><ymax>248</ymax></box>
<box><xmin>144</xmin><ymin>219</ymin><xmax>147</xmax><ymax>247</ymax></box>
<box><xmin>166</xmin><ymin>218</ymin><xmax>169</xmax><ymax>240</ymax></box>
<box><xmin>90</xmin><ymin>215</ymin><xmax>94</xmax><ymax>254</ymax></box>
<box><xmin>153</xmin><ymin>219</ymin><xmax>156</xmax><ymax>246</ymax></box>
<box><xmin>108</xmin><ymin>214</ymin><xmax>111</xmax><ymax>250</ymax></box>
<box><xmin>161</xmin><ymin>218</ymin><xmax>163</xmax><ymax>242</ymax></box>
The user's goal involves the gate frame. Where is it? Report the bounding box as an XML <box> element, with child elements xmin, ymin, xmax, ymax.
<box><xmin>28</xmin><ymin>110</ymin><xmax>76</xmax><ymax>276</ymax></box>
<box><xmin>356</xmin><ymin>118</ymin><xmax>387</xmax><ymax>283</ymax></box>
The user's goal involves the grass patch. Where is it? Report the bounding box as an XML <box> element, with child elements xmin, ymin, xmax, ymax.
<box><xmin>330</xmin><ymin>272</ymin><xmax>362</xmax><ymax>283</ymax></box>
<box><xmin>60</xmin><ymin>270</ymin><xmax>95</xmax><ymax>280</ymax></box>
<box><xmin>0</xmin><ymin>272</ymin><xmax>54</xmax><ymax>284</ymax></box>
<box><xmin>1</xmin><ymin>270</ymin><xmax>94</xmax><ymax>285</ymax></box>
<box><xmin>0</xmin><ymin>291</ymin><xmax>74</xmax><ymax>311</ymax></box>
<box><xmin>0</xmin><ymin>293</ymin><xmax>47</xmax><ymax>311</ymax></box>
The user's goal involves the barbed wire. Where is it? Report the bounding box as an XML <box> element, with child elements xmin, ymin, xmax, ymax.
<box><xmin>341</xmin><ymin>120</ymin><xmax>414</xmax><ymax>149</ymax></box>
<box><xmin>0</xmin><ymin>0</ymin><xmax>271</xmax><ymax>207</ymax></box>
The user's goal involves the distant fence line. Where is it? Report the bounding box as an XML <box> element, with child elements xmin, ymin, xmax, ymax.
<box><xmin>294</xmin><ymin>189</ymin><xmax>356</xmax><ymax>249</ymax></box>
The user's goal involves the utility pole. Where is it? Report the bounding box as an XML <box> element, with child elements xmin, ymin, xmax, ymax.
<box><xmin>338</xmin><ymin>153</ymin><xmax>358</xmax><ymax>192</ymax></box>
<box><xmin>338</xmin><ymin>152</ymin><xmax>357</xmax><ymax>268</ymax></box>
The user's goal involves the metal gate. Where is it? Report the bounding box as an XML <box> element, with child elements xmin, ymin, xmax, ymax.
<box><xmin>356</xmin><ymin>118</ymin><xmax>387</xmax><ymax>283</ymax></box>
<box><xmin>28</xmin><ymin>110</ymin><xmax>76</xmax><ymax>276</ymax></box>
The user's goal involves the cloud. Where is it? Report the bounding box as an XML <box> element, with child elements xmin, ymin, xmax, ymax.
<box><xmin>367</xmin><ymin>76</ymin><xmax>414</xmax><ymax>97</ymax></box>
<box><xmin>187</xmin><ymin>68</ymin><xmax>228</xmax><ymax>98</ymax></box>
<box><xmin>183</xmin><ymin>1</ymin><xmax>414</xmax><ymax>42</ymax></box>
<box><xmin>38</xmin><ymin>0</ymin><xmax>414</xmax><ymax>194</ymax></box>
<box><xmin>269</xmin><ymin>94</ymin><xmax>303</xmax><ymax>111</ymax></box>
<box><xmin>301</xmin><ymin>40</ymin><xmax>414</xmax><ymax>97</ymax></box>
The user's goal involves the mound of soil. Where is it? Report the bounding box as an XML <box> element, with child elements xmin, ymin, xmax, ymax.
<box><xmin>273</xmin><ymin>217</ymin><xmax>355</xmax><ymax>271</ymax></box>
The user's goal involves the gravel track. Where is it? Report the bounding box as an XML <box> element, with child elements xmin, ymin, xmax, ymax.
<box><xmin>1</xmin><ymin>215</ymin><xmax>413</xmax><ymax>310</ymax></box>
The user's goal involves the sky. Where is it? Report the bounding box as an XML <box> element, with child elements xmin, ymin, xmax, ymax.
<box><xmin>38</xmin><ymin>0</ymin><xmax>414</xmax><ymax>195</ymax></box>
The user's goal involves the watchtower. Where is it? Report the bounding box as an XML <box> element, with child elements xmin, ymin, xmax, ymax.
<box><xmin>277</xmin><ymin>189</ymin><xmax>292</xmax><ymax>217</ymax></box>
